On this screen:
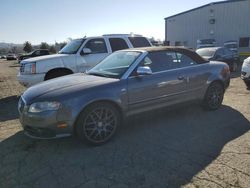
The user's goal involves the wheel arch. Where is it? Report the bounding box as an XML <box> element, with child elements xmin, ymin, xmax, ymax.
<box><xmin>44</xmin><ymin>68</ymin><xmax>74</xmax><ymax>80</ymax></box>
<box><xmin>72</xmin><ymin>99</ymin><xmax>124</xmax><ymax>135</ymax></box>
<box><xmin>207</xmin><ymin>79</ymin><xmax>226</xmax><ymax>91</ymax></box>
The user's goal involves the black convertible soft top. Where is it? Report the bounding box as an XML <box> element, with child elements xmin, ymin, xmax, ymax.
<box><xmin>131</xmin><ymin>46</ymin><xmax>207</xmax><ymax>64</ymax></box>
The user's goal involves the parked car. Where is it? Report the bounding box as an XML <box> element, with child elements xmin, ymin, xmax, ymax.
<box><xmin>17</xmin><ymin>34</ymin><xmax>152</xmax><ymax>87</ymax></box>
<box><xmin>0</xmin><ymin>55</ymin><xmax>6</xmax><ymax>59</ymax></box>
<box><xmin>196</xmin><ymin>39</ymin><xmax>216</xmax><ymax>49</ymax></box>
<box><xmin>196</xmin><ymin>47</ymin><xmax>239</xmax><ymax>72</ymax></box>
<box><xmin>241</xmin><ymin>56</ymin><xmax>250</xmax><ymax>88</ymax></box>
<box><xmin>224</xmin><ymin>40</ymin><xmax>238</xmax><ymax>54</ymax></box>
<box><xmin>18</xmin><ymin>47</ymin><xmax>230</xmax><ymax>145</ymax></box>
<box><xmin>6</xmin><ymin>54</ymin><xmax>17</xmax><ymax>60</ymax></box>
<box><xmin>18</xmin><ymin>49</ymin><xmax>50</xmax><ymax>63</ymax></box>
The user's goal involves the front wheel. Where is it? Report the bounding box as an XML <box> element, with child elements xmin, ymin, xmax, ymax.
<box><xmin>75</xmin><ymin>102</ymin><xmax>121</xmax><ymax>145</ymax></box>
<box><xmin>203</xmin><ymin>82</ymin><xmax>224</xmax><ymax>110</ymax></box>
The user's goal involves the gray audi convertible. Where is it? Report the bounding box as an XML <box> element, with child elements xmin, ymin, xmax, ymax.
<box><xmin>18</xmin><ymin>47</ymin><xmax>230</xmax><ymax>145</ymax></box>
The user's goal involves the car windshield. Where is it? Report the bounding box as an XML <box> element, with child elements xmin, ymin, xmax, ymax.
<box><xmin>87</xmin><ymin>51</ymin><xmax>141</xmax><ymax>79</ymax></box>
<box><xmin>59</xmin><ymin>39</ymin><xmax>85</xmax><ymax>54</ymax></box>
<box><xmin>196</xmin><ymin>48</ymin><xmax>216</xmax><ymax>57</ymax></box>
<box><xmin>225</xmin><ymin>44</ymin><xmax>238</xmax><ymax>49</ymax></box>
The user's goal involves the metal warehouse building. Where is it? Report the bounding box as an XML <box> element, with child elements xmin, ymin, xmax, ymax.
<box><xmin>165</xmin><ymin>0</ymin><xmax>250</xmax><ymax>55</ymax></box>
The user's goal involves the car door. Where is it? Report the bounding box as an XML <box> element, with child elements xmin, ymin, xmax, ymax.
<box><xmin>174</xmin><ymin>52</ymin><xmax>211</xmax><ymax>100</ymax></box>
<box><xmin>77</xmin><ymin>38</ymin><xmax>110</xmax><ymax>72</ymax></box>
<box><xmin>127</xmin><ymin>51</ymin><xmax>188</xmax><ymax>114</ymax></box>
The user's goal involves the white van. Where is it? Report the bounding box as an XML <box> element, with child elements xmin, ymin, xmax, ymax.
<box><xmin>17</xmin><ymin>34</ymin><xmax>152</xmax><ymax>87</ymax></box>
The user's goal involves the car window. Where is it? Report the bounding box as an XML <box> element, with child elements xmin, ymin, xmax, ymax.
<box><xmin>40</xmin><ymin>51</ymin><xmax>47</xmax><ymax>55</ymax></box>
<box><xmin>174</xmin><ymin>53</ymin><xmax>197</xmax><ymax>68</ymax></box>
<box><xmin>128</xmin><ymin>37</ymin><xmax>151</xmax><ymax>48</ymax></box>
<box><xmin>85</xmin><ymin>39</ymin><xmax>107</xmax><ymax>54</ymax></box>
<box><xmin>215</xmin><ymin>48</ymin><xmax>224</xmax><ymax>57</ymax></box>
<box><xmin>223</xmin><ymin>48</ymin><xmax>233</xmax><ymax>56</ymax></box>
<box><xmin>140</xmin><ymin>51</ymin><xmax>173</xmax><ymax>73</ymax></box>
<box><xmin>109</xmin><ymin>38</ymin><xmax>129</xmax><ymax>52</ymax></box>
<box><xmin>34</xmin><ymin>51</ymin><xmax>40</xmax><ymax>55</ymax></box>
<box><xmin>88</xmin><ymin>51</ymin><xmax>141</xmax><ymax>79</ymax></box>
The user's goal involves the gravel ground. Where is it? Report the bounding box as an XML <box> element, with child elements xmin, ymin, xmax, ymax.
<box><xmin>0</xmin><ymin>59</ymin><xmax>249</xmax><ymax>188</ymax></box>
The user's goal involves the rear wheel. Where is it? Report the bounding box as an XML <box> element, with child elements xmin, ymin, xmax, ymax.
<box><xmin>203</xmin><ymin>82</ymin><xmax>224</xmax><ymax>110</ymax></box>
<box><xmin>76</xmin><ymin>102</ymin><xmax>121</xmax><ymax>145</ymax></box>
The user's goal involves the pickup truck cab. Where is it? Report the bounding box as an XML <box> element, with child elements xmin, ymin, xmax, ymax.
<box><xmin>17</xmin><ymin>34</ymin><xmax>152</xmax><ymax>87</ymax></box>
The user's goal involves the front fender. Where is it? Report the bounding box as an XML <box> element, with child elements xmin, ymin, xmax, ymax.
<box><xmin>36</xmin><ymin>55</ymin><xmax>77</xmax><ymax>73</ymax></box>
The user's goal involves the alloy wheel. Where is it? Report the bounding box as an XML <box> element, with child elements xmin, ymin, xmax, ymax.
<box><xmin>83</xmin><ymin>107</ymin><xmax>117</xmax><ymax>143</ymax></box>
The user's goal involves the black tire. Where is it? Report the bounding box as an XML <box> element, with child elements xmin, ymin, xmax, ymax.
<box><xmin>244</xmin><ymin>80</ymin><xmax>250</xmax><ymax>89</ymax></box>
<box><xmin>75</xmin><ymin>102</ymin><xmax>121</xmax><ymax>145</ymax></box>
<box><xmin>203</xmin><ymin>82</ymin><xmax>224</xmax><ymax>110</ymax></box>
<box><xmin>44</xmin><ymin>70</ymin><xmax>71</xmax><ymax>80</ymax></box>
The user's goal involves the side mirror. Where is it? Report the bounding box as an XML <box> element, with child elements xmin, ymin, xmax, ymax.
<box><xmin>82</xmin><ymin>48</ymin><xmax>92</xmax><ymax>55</ymax></box>
<box><xmin>136</xmin><ymin>66</ymin><xmax>152</xmax><ymax>76</ymax></box>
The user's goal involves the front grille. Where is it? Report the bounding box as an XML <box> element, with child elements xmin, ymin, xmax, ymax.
<box><xmin>20</xmin><ymin>64</ymin><xmax>25</xmax><ymax>72</ymax></box>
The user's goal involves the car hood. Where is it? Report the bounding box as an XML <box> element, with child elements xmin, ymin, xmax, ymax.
<box><xmin>21</xmin><ymin>54</ymin><xmax>70</xmax><ymax>63</ymax></box>
<box><xmin>22</xmin><ymin>73</ymin><xmax>118</xmax><ymax>104</ymax></box>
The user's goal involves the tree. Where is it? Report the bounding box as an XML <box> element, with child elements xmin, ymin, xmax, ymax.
<box><xmin>40</xmin><ymin>42</ymin><xmax>49</xmax><ymax>50</ymax></box>
<box><xmin>23</xmin><ymin>41</ymin><xmax>33</xmax><ymax>53</ymax></box>
<box><xmin>49</xmin><ymin>45</ymin><xmax>57</xmax><ymax>54</ymax></box>
<box><xmin>60</xmin><ymin>42</ymin><xmax>67</xmax><ymax>50</ymax></box>
<box><xmin>11</xmin><ymin>46</ymin><xmax>17</xmax><ymax>53</ymax></box>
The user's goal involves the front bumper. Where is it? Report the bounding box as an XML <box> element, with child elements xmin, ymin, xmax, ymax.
<box><xmin>241</xmin><ymin>60</ymin><xmax>250</xmax><ymax>80</ymax></box>
<box><xmin>17</xmin><ymin>72</ymin><xmax>45</xmax><ymax>87</ymax></box>
<box><xmin>18</xmin><ymin>98</ymin><xmax>73</xmax><ymax>139</ymax></box>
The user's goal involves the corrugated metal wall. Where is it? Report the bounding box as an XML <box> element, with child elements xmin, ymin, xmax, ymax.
<box><xmin>165</xmin><ymin>0</ymin><xmax>250</xmax><ymax>51</ymax></box>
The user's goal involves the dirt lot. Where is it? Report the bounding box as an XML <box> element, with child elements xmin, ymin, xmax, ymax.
<box><xmin>0</xmin><ymin>59</ymin><xmax>249</xmax><ymax>188</ymax></box>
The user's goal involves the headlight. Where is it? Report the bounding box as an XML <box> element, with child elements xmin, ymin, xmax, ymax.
<box><xmin>23</xmin><ymin>62</ymin><xmax>36</xmax><ymax>74</ymax></box>
<box><xmin>28</xmin><ymin>102</ymin><xmax>61</xmax><ymax>113</ymax></box>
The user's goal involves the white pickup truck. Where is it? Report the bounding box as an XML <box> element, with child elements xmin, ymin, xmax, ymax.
<box><xmin>17</xmin><ymin>34</ymin><xmax>152</xmax><ymax>87</ymax></box>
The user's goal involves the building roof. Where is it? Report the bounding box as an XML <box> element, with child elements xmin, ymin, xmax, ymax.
<box><xmin>165</xmin><ymin>0</ymin><xmax>246</xmax><ymax>20</ymax></box>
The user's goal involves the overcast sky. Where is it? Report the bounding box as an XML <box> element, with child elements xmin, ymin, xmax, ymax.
<box><xmin>0</xmin><ymin>0</ymin><xmax>223</xmax><ymax>44</ymax></box>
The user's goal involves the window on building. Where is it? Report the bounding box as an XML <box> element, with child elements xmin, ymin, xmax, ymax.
<box><xmin>239</xmin><ymin>37</ymin><xmax>249</xmax><ymax>48</ymax></box>
<box><xmin>109</xmin><ymin>38</ymin><xmax>129</xmax><ymax>52</ymax></box>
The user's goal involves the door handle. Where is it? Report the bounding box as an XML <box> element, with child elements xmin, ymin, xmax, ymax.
<box><xmin>178</xmin><ymin>75</ymin><xmax>185</xmax><ymax>80</ymax></box>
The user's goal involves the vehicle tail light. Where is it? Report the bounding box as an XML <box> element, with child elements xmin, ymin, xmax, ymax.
<box><xmin>221</xmin><ymin>65</ymin><xmax>230</xmax><ymax>77</ymax></box>
<box><xmin>31</xmin><ymin>63</ymin><xmax>36</xmax><ymax>74</ymax></box>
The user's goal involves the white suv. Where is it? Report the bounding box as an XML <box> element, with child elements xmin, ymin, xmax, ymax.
<box><xmin>17</xmin><ymin>34</ymin><xmax>152</xmax><ymax>87</ymax></box>
<box><xmin>241</xmin><ymin>56</ymin><xmax>250</xmax><ymax>88</ymax></box>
